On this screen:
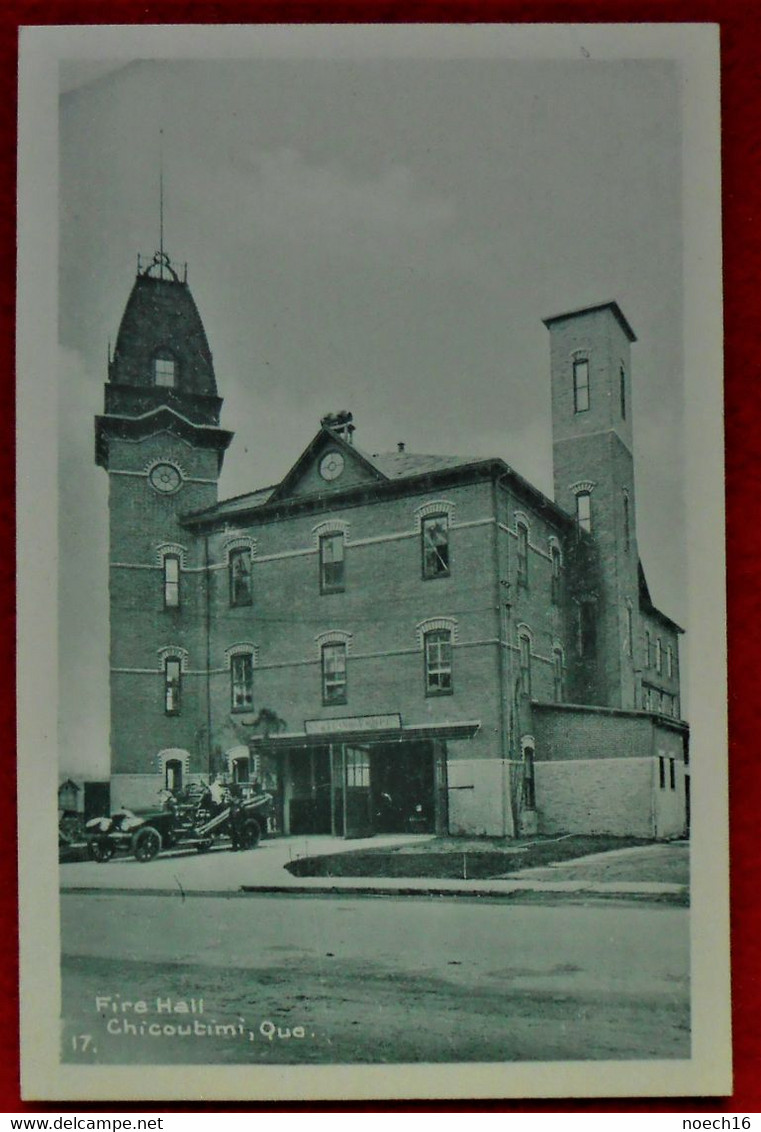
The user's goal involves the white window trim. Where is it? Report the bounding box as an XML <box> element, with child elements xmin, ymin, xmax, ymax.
<box><xmin>157</xmin><ymin>646</ymin><xmax>189</xmax><ymax>672</ymax></box>
<box><xmin>315</xmin><ymin>629</ymin><xmax>353</xmax><ymax>658</ymax></box>
<box><xmin>224</xmin><ymin>642</ymin><xmax>259</xmax><ymax>667</ymax></box>
<box><xmin>414</xmin><ymin>500</ymin><xmax>455</xmax><ymax>529</ymax></box>
<box><xmin>156</xmin><ymin>542</ymin><xmax>187</xmax><ymax>569</ymax></box>
<box><xmin>570</xmin><ymin>480</ymin><xmax>597</xmax><ymax>497</ymax></box>
<box><xmin>224</xmin><ymin>535</ymin><xmax>257</xmax><ymax>561</ymax></box>
<box><xmin>416</xmin><ymin>617</ymin><xmax>458</xmax><ymax>649</ymax></box>
<box><xmin>313</xmin><ymin>518</ymin><xmax>350</xmax><ymax>546</ymax></box>
<box><xmin>156</xmin><ymin>748</ymin><xmax>190</xmax><ymax>775</ymax></box>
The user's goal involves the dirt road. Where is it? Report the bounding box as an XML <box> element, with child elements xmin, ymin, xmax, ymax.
<box><xmin>61</xmin><ymin>891</ymin><xmax>689</xmax><ymax>1065</ymax></box>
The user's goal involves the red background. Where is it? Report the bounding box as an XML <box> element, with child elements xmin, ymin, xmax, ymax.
<box><xmin>2</xmin><ymin>1</ymin><xmax>757</xmax><ymax>1114</ymax></box>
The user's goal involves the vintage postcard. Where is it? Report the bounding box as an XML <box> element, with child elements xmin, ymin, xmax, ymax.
<box><xmin>17</xmin><ymin>24</ymin><xmax>729</xmax><ymax>1101</ymax></box>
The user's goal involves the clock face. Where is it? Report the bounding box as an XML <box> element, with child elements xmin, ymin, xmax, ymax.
<box><xmin>148</xmin><ymin>462</ymin><xmax>183</xmax><ymax>494</ymax></box>
<box><xmin>319</xmin><ymin>451</ymin><xmax>345</xmax><ymax>482</ymax></box>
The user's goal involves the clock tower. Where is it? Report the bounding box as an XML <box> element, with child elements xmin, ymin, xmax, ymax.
<box><xmin>95</xmin><ymin>252</ymin><xmax>233</xmax><ymax>808</ymax></box>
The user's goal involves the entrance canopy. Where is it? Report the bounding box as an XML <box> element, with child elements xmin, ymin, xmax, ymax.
<box><xmin>249</xmin><ymin>719</ymin><xmax>481</xmax><ymax>750</ymax></box>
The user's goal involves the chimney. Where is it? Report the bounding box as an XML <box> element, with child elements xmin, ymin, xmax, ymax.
<box><xmin>397</xmin><ymin>442</ymin><xmax>405</xmax><ymax>452</ymax></box>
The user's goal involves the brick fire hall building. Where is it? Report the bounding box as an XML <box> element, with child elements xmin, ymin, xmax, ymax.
<box><xmin>95</xmin><ymin>251</ymin><xmax>688</xmax><ymax>840</ymax></box>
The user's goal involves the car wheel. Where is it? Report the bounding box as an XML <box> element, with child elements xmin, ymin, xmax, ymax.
<box><xmin>87</xmin><ymin>839</ymin><xmax>114</xmax><ymax>863</ymax></box>
<box><xmin>132</xmin><ymin>826</ymin><xmax>161</xmax><ymax>862</ymax></box>
<box><xmin>238</xmin><ymin>818</ymin><xmax>261</xmax><ymax>850</ymax></box>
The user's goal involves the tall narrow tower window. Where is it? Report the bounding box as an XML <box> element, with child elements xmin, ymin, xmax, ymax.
<box><xmin>519</xmin><ymin>632</ymin><xmax>532</xmax><ymax>697</ymax></box>
<box><xmin>154</xmin><ymin>352</ymin><xmax>176</xmax><ymax>388</ymax></box>
<box><xmin>620</xmin><ymin>363</ymin><xmax>627</xmax><ymax>420</ymax></box>
<box><xmin>573</xmin><ymin>358</ymin><xmax>590</xmax><ymax>413</ymax></box>
<box><xmin>551</xmin><ymin>545</ymin><xmax>562</xmax><ymax>603</ymax></box>
<box><xmin>623</xmin><ymin>491</ymin><xmax>631</xmax><ymax>552</ymax></box>
<box><xmin>516</xmin><ymin>523</ymin><xmax>529</xmax><ymax>587</ymax></box>
<box><xmin>553</xmin><ymin>648</ymin><xmax>564</xmax><ymax>702</ymax></box>
<box><xmin>576</xmin><ymin>491</ymin><xmax>592</xmax><ymax>533</ymax></box>
<box><xmin>163</xmin><ymin>555</ymin><xmax>180</xmax><ymax>609</ymax></box>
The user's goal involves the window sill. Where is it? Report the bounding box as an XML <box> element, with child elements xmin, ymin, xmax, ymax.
<box><xmin>425</xmin><ymin>688</ymin><xmax>453</xmax><ymax>698</ymax></box>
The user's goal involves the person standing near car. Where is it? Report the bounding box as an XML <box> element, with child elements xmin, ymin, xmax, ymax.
<box><xmin>227</xmin><ymin>781</ymin><xmax>244</xmax><ymax>850</ymax></box>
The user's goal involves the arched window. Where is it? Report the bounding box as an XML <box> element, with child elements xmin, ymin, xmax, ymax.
<box><xmin>153</xmin><ymin>350</ymin><xmax>177</xmax><ymax>388</ymax></box>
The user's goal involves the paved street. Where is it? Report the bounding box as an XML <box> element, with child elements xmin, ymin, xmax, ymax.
<box><xmin>61</xmin><ymin>890</ymin><xmax>690</xmax><ymax>1065</ymax></box>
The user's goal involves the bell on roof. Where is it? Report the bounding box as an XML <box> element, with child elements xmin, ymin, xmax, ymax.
<box><xmin>321</xmin><ymin>410</ymin><xmax>355</xmax><ymax>445</ymax></box>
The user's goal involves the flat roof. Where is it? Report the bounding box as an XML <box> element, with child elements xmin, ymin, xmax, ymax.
<box><xmin>542</xmin><ymin>300</ymin><xmax>637</xmax><ymax>343</ymax></box>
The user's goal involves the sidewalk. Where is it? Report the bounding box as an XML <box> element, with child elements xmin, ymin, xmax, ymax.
<box><xmin>60</xmin><ymin>833</ymin><xmax>688</xmax><ymax>901</ymax></box>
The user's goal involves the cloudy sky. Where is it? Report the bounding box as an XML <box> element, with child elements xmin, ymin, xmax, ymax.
<box><xmin>58</xmin><ymin>35</ymin><xmax>686</xmax><ymax>777</ymax></box>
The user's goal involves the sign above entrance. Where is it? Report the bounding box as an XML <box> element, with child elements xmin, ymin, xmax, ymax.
<box><xmin>304</xmin><ymin>713</ymin><xmax>402</xmax><ymax>736</ymax></box>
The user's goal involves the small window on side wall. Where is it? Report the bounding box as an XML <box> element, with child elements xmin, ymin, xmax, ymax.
<box><xmin>422</xmin><ymin>514</ymin><xmax>450</xmax><ymax>579</ymax></box>
<box><xmin>573</xmin><ymin>358</ymin><xmax>590</xmax><ymax>413</ymax></box>
<box><xmin>229</xmin><ymin>548</ymin><xmax>253</xmax><ymax>607</ymax></box>
<box><xmin>164</xmin><ymin>658</ymin><xmax>181</xmax><ymax>715</ymax></box>
<box><xmin>424</xmin><ymin>629</ymin><xmax>453</xmax><ymax>695</ymax></box>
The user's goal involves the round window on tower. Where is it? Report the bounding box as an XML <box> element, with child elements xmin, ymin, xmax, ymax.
<box><xmin>148</xmin><ymin>462</ymin><xmax>183</xmax><ymax>495</ymax></box>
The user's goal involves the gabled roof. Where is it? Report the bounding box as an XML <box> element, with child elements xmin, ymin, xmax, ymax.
<box><xmin>638</xmin><ymin>560</ymin><xmax>684</xmax><ymax>633</ymax></box>
<box><xmin>182</xmin><ymin>436</ymin><xmax>577</xmax><ymax>532</ymax></box>
<box><xmin>266</xmin><ymin>426</ymin><xmax>389</xmax><ymax>505</ymax></box>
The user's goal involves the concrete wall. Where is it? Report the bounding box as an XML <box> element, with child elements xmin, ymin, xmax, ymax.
<box><xmin>534</xmin><ymin>756</ymin><xmax>655</xmax><ymax>837</ymax></box>
<box><xmin>446</xmin><ymin>757</ymin><xmax>512</xmax><ymax>837</ymax></box>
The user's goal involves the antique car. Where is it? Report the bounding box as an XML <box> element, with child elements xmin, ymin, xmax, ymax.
<box><xmin>84</xmin><ymin>787</ymin><xmax>272</xmax><ymax>863</ymax></box>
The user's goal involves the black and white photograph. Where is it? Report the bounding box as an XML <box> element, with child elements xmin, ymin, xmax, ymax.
<box><xmin>17</xmin><ymin>23</ymin><xmax>729</xmax><ymax>1101</ymax></box>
